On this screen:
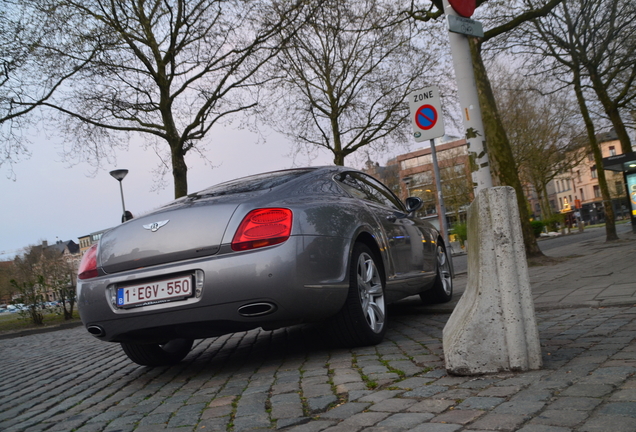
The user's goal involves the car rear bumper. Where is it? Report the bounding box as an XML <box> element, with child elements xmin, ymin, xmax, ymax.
<box><xmin>77</xmin><ymin>235</ymin><xmax>350</xmax><ymax>343</ymax></box>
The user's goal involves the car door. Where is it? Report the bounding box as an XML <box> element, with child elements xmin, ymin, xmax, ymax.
<box><xmin>337</xmin><ymin>172</ymin><xmax>428</xmax><ymax>280</ymax></box>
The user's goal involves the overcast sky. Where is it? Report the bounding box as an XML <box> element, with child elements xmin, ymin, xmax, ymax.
<box><xmin>0</xmin><ymin>125</ymin><xmax>409</xmax><ymax>261</ymax></box>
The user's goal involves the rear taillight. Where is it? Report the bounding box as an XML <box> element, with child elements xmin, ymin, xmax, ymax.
<box><xmin>78</xmin><ymin>244</ymin><xmax>98</xmax><ymax>280</ymax></box>
<box><xmin>231</xmin><ymin>208</ymin><xmax>293</xmax><ymax>251</ymax></box>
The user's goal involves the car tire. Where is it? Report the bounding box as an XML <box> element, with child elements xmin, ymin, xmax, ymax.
<box><xmin>120</xmin><ymin>339</ymin><xmax>194</xmax><ymax>366</ymax></box>
<box><xmin>420</xmin><ymin>242</ymin><xmax>453</xmax><ymax>304</ymax></box>
<box><xmin>328</xmin><ymin>243</ymin><xmax>387</xmax><ymax>347</ymax></box>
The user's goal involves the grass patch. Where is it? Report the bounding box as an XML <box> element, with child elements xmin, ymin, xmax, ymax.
<box><xmin>0</xmin><ymin>310</ymin><xmax>80</xmax><ymax>334</ymax></box>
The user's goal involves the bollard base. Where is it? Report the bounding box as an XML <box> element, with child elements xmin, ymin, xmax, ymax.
<box><xmin>443</xmin><ymin>186</ymin><xmax>542</xmax><ymax>375</ymax></box>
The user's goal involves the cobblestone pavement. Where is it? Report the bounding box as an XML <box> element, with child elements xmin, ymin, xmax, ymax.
<box><xmin>2</xmin><ymin>302</ymin><xmax>636</xmax><ymax>432</ymax></box>
<box><xmin>1</xmin><ymin>231</ymin><xmax>635</xmax><ymax>432</ymax></box>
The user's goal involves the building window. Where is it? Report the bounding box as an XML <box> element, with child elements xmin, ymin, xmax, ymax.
<box><xmin>411</xmin><ymin>171</ymin><xmax>433</xmax><ymax>186</ymax></box>
<box><xmin>609</xmin><ymin>146</ymin><xmax>616</xmax><ymax>156</ymax></box>
<box><xmin>587</xmin><ymin>153</ymin><xmax>594</xmax><ymax>162</ymax></box>
<box><xmin>591</xmin><ymin>166</ymin><xmax>597</xmax><ymax>178</ymax></box>
<box><xmin>401</xmin><ymin>154</ymin><xmax>434</xmax><ymax>170</ymax></box>
<box><xmin>580</xmin><ymin>188</ymin><xmax>585</xmax><ymax>201</ymax></box>
<box><xmin>593</xmin><ymin>185</ymin><xmax>601</xmax><ymax>198</ymax></box>
<box><xmin>577</xmin><ymin>170</ymin><xmax>581</xmax><ymax>183</ymax></box>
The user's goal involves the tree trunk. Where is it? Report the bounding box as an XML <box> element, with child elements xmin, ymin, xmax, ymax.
<box><xmin>538</xmin><ymin>181</ymin><xmax>554</xmax><ymax>222</ymax></box>
<box><xmin>171</xmin><ymin>144</ymin><xmax>189</xmax><ymax>198</ymax></box>
<box><xmin>468</xmin><ymin>38</ymin><xmax>543</xmax><ymax>258</ymax></box>
<box><xmin>587</xmin><ymin>66</ymin><xmax>633</xmax><ymax>155</ymax></box>
<box><xmin>571</xmin><ymin>66</ymin><xmax>618</xmax><ymax>241</ymax></box>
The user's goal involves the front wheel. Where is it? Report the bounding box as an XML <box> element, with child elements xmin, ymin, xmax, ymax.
<box><xmin>420</xmin><ymin>242</ymin><xmax>453</xmax><ymax>304</ymax></box>
<box><xmin>120</xmin><ymin>339</ymin><xmax>193</xmax><ymax>366</ymax></box>
<box><xmin>328</xmin><ymin>243</ymin><xmax>387</xmax><ymax>347</ymax></box>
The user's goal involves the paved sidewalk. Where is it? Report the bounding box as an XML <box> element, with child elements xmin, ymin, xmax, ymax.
<box><xmin>0</xmin><ymin>230</ymin><xmax>635</xmax><ymax>432</ymax></box>
<box><xmin>530</xmin><ymin>233</ymin><xmax>636</xmax><ymax>310</ymax></box>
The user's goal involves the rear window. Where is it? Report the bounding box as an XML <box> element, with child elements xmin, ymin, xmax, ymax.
<box><xmin>190</xmin><ymin>168</ymin><xmax>315</xmax><ymax>198</ymax></box>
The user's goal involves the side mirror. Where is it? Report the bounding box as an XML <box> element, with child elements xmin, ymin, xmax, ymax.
<box><xmin>405</xmin><ymin>197</ymin><xmax>423</xmax><ymax>213</ymax></box>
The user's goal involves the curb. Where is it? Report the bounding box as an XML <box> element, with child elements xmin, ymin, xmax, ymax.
<box><xmin>0</xmin><ymin>320</ymin><xmax>83</xmax><ymax>340</ymax></box>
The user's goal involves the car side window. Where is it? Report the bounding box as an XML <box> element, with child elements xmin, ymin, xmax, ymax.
<box><xmin>337</xmin><ymin>173</ymin><xmax>369</xmax><ymax>200</ymax></box>
<box><xmin>357</xmin><ymin>174</ymin><xmax>405</xmax><ymax>212</ymax></box>
<box><xmin>337</xmin><ymin>172</ymin><xmax>405</xmax><ymax>212</ymax></box>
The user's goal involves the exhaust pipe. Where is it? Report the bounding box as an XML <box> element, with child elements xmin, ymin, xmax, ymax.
<box><xmin>238</xmin><ymin>302</ymin><xmax>277</xmax><ymax>317</ymax></box>
<box><xmin>87</xmin><ymin>325</ymin><xmax>106</xmax><ymax>337</ymax></box>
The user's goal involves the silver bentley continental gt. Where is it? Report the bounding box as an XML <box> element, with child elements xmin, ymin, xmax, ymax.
<box><xmin>77</xmin><ymin>166</ymin><xmax>453</xmax><ymax>366</ymax></box>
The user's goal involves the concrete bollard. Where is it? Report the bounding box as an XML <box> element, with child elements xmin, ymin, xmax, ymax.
<box><xmin>443</xmin><ymin>186</ymin><xmax>542</xmax><ymax>375</ymax></box>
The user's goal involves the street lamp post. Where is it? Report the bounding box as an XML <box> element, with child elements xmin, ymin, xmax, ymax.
<box><xmin>109</xmin><ymin>169</ymin><xmax>131</xmax><ymax>223</ymax></box>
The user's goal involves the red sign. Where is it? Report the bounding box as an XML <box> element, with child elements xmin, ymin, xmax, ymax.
<box><xmin>414</xmin><ymin>105</ymin><xmax>438</xmax><ymax>131</ymax></box>
<box><xmin>448</xmin><ymin>0</ymin><xmax>476</xmax><ymax>18</ymax></box>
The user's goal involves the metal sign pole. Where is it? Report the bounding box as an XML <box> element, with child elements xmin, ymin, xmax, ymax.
<box><xmin>430</xmin><ymin>138</ymin><xmax>451</xmax><ymax>249</ymax></box>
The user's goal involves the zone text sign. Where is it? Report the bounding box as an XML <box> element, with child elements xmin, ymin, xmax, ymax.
<box><xmin>409</xmin><ymin>86</ymin><xmax>445</xmax><ymax>142</ymax></box>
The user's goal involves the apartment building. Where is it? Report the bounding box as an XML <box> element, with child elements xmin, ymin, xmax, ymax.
<box><xmin>396</xmin><ymin>138</ymin><xmax>473</xmax><ymax>226</ymax></box>
<box><xmin>553</xmin><ymin>130</ymin><xmax>630</xmax><ymax>224</ymax></box>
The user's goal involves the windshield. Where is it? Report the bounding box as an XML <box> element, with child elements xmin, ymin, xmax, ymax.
<box><xmin>189</xmin><ymin>168</ymin><xmax>316</xmax><ymax>199</ymax></box>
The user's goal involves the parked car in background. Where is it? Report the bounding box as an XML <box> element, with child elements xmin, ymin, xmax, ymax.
<box><xmin>77</xmin><ymin>167</ymin><xmax>453</xmax><ymax>366</ymax></box>
<box><xmin>6</xmin><ymin>304</ymin><xmax>27</xmax><ymax>313</ymax></box>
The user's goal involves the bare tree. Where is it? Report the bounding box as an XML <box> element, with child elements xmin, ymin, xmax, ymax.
<box><xmin>262</xmin><ymin>0</ymin><xmax>444</xmax><ymax>166</ymax></box>
<box><xmin>11</xmin><ymin>246</ymin><xmax>46</xmax><ymax>325</ymax></box>
<box><xmin>10</xmin><ymin>244</ymin><xmax>78</xmax><ymax>323</ymax></box>
<box><xmin>556</xmin><ymin>0</ymin><xmax>636</xmax><ymax>154</ymax></box>
<box><xmin>39</xmin><ymin>248</ymin><xmax>77</xmax><ymax>320</ymax></box>
<box><xmin>438</xmin><ymin>147</ymin><xmax>474</xmax><ymax>223</ymax></box>
<box><xmin>0</xmin><ymin>0</ymin><xmax>94</xmax><ymax>176</ymax></box>
<box><xmin>31</xmin><ymin>0</ymin><xmax>313</xmax><ymax>198</ymax></box>
<box><xmin>0</xmin><ymin>261</ymin><xmax>17</xmax><ymax>304</ymax></box>
<box><xmin>492</xmin><ymin>67</ymin><xmax>586</xmax><ymax>222</ymax></box>
<box><xmin>515</xmin><ymin>0</ymin><xmax>635</xmax><ymax>240</ymax></box>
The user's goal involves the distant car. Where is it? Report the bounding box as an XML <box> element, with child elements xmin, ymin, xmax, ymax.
<box><xmin>77</xmin><ymin>167</ymin><xmax>453</xmax><ymax>366</ymax></box>
<box><xmin>6</xmin><ymin>304</ymin><xmax>26</xmax><ymax>313</ymax></box>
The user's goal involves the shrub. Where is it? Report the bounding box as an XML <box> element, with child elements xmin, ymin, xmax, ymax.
<box><xmin>451</xmin><ymin>222</ymin><xmax>468</xmax><ymax>246</ymax></box>
<box><xmin>530</xmin><ymin>220</ymin><xmax>544</xmax><ymax>238</ymax></box>
<box><xmin>542</xmin><ymin>213</ymin><xmax>564</xmax><ymax>232</ymax></box>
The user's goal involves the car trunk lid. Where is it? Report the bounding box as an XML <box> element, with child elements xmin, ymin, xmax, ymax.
<box><xmin>98</xmin><ymin>202</ymin><xmax>238</xmax><ymax>274</ymax></box>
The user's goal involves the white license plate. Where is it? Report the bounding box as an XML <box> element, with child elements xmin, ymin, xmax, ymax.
<box><xmin>117</xmin><ymin>275</ymin><xmax>193</xmax><ymax>308</ymax></box>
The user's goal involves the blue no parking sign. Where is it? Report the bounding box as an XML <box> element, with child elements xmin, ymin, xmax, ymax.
<box><xmin>415</xmin><ymin>105</ymin><xmax>438</xmax><ymax>130</ymax></box>
<box><xmin>409</xmin><ymin>86</ymin><xmax>445</xmax><ymax>142</ymax></box>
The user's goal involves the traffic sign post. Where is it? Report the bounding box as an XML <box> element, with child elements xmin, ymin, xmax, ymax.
<box><xmin>408</xmin><ymin>86</ymin><xmax>450</xmax><ymax>249</ymax></box>
<box><xmin>409</xmin><ymin>86</ymin><xmax>445</xmax><ymax>142</ymax></box>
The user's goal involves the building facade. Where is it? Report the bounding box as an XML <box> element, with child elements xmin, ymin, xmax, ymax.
<box><xmin>78</xmin><ymin>228</ymin><xmax>110</xmax><ymax>256</ymax></box>
<box><xmin>396</xmin><ymin>138</ymin><xmax>473</xmax><ymax>227</ymax></box>
<box><xmin>553</xmin><ymin>131</ymin><xmax>630</xmax><ymax>224</ymax></box>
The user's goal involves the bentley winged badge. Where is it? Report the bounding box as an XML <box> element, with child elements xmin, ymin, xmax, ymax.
<box><xmin>143</xmin><ymin>220</ymin><xmax>169</xmax><ymax>232</ymax></box>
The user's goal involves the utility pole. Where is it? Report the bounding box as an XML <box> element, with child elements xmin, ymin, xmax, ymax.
<box><xmin>442</xmin><ymin>0</ymin><xmax>492</xmax><ymax>193</ymax></box>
